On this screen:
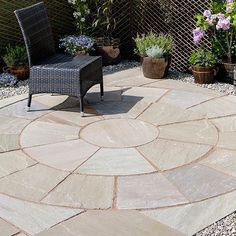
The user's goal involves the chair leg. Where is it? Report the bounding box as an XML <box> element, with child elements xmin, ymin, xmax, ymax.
<box><xmin>79</xmin><ymin>95</ymin><xmax>84</xmax><ymax>117</ymax></box>
<box><xmin>27</xmin><ymin>94</ymin><xmax>32</xmax><ymax>112</ymax></box>
<box><xmin>100</xmin><ymin>81</ymin><xmax>104</xmax><ymax>101</ymax></box>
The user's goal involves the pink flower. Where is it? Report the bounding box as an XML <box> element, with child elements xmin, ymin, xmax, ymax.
<box><xmin>193</xmin><ymin>28</ymin><xmax>205</xmax><ymax>44</ymax></box>
<box><xmin>216</xmin><ymin>17</ymin><xmax>231</xmax><ymax>30</ymax></box>
<box><xmin>204</xmin><ymin>10</ymin><xmax>211</xmax><ymax>18</ymax></box>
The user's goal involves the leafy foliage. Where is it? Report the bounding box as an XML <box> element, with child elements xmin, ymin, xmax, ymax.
<box><xmin>134</xmin><ymin>32</ymin><xmax>173</xmax><ymax>57</ymax></box>
<box><xmin>2</xmin><ymin>45</ymin><xmax>27</xmax><ymax>67</ymax></box>
<box><xmin>146</xmin><ymin>46</ymin><xmax>166</xmax><ymax>58</ymax></box>
<box><xmin>189</xmin><ymin>48</ymin><xmax>217</xmax><ymax>67</ymax></box>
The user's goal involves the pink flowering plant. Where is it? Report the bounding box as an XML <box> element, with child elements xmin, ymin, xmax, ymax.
<box><xmin>193</xmin><ymin>0</ymin><xmax>236</xmax><ymax>63</ymax></box>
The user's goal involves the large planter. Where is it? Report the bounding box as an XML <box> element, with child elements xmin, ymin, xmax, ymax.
<box><xmin>142</xmin><ymin>56</ymin><xmax>171</xmax><ymax>79</ymax></box>
<box><xmin>191</xmin><ymin>66</ymin><xmax>216</xmax><ymax>84</ymax></box>
<box><xmin>94</xmin><ymin>37</ymin><xmax>121</xmax><ymax>66</ymax></box>
<box><xmin>3</xmin><ymin>66</ymin><xmax>29</xmax><ymax>80</ymax></box>
<box><xmin>217</xmin><ymin>62</ymin><xmax>236</xmax><ymax>85</ymax></box>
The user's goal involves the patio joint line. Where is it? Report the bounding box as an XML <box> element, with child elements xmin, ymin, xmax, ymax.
<box><xmin>186</xmin><ymin>93</ymin><xmax>230</xmax><ymax>110</ymax></box>
<box><xmin>199</xmin><ymin>163</ymin><xmax>236</xmax><ymax>179</ymax></box>
<box><xmin>112</xmin><ymin>177</ymin><xmax>118</xmax><ymax>209</ymax></box>
<box><xmin>39</xmin><ymin>172</ymin><xmax>72</xmax><ymax>203</ymax></box>
<box><xmin>0</xmin><ymin>162</ymin><xmax>38</xmax><ymax>181</ymax></box>
<box><xmin>135</xmin><ymin>147</ymin><xmax>161</xmax><ymax>172</ymax></box>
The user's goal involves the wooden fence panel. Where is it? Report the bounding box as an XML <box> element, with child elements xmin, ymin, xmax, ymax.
<box><xmin>0</xmin><ymin>0</ymin><xmax>211</xmax><ymax>71</ymax></box>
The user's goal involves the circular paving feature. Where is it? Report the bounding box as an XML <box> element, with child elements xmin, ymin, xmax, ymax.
<box><xmin>80</xmin><ymin>118</ymin><xmax>159</xmax><ymax>148</ymax></box>
<box><xmin>1</xmin><ymin>78</ymin><xmax>236</xmax><ymax>215</ymax></box>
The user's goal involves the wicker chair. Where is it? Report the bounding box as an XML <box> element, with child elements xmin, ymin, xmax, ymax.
<box><xmin>14</xmin><ymin>2</ymin><xmax>103</xmax><ymax>116</ymax></box>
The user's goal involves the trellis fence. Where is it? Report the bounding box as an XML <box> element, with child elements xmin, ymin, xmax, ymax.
<box><xmin>0</xmin><ymin>0</ymin><xmax>211</xmax><ymax>71</ymax></box>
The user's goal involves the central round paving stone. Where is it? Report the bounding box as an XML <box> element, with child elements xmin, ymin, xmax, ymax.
<box><xmin>80</xmin><ymin>119</ymin><xmax>159</xmax><ymax>148</ymax></box>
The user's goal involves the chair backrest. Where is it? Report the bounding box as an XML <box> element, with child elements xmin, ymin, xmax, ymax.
<box><xmin>14</xmin><ymin>2</ymin><xmax>56</xmax><ymax>66</ymax></box>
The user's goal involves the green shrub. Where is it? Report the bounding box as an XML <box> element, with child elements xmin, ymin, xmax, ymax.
<box><xmin>189</xmin><ymin>48</ymin><xmax>217</xmax><ymax>67</ymax></box>
<box><xmin>134</xmin><ymin>32</ymin><xmax>173</xmax><ymax>57</ymax></box>
<box><xmin>2</xmin><ymin>45</ymin><xmax>27</xmax><ymax>67</ymax></box>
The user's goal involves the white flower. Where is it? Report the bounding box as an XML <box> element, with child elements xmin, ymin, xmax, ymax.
<box><xmin>81</xmin><ymin>17</ymin><xmax>85</xmax><ymax>22</ymax></box>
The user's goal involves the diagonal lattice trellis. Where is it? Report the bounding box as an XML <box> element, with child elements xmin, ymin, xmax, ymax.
<box><xmin>0</xmin><ymin>0</ymin><xmax>211</xmax><ymax>71</ymax></box>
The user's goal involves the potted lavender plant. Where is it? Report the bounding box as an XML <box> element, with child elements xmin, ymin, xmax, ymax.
<box><xmin>193</xmin><ymin>0</ymin><xmax>236</xmax><ymax>84</ymax></box>
<box><xmin>135</xmin><ymin>32</ymin><xmax>173</xmax><ymax>79</ymax></box>
<box><xmin>59</xmin><ymin>35</ymin><xmax>94</xmax><ymax>56</ymax></box>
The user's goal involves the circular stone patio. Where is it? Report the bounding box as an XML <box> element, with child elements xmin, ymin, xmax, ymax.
<box><xmin>1</xmin><ymin>68</ymin><xmax>236</xmax><ymax>235</ymax></box>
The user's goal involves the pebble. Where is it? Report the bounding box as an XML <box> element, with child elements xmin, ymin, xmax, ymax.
<box><xmin>195</xmin><ymin>212</ymin><xmax>236</xmax><ymax>236</ymax></box>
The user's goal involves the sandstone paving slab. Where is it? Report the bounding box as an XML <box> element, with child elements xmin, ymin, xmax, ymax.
<box><xmin>0</xmin><ymin>99</ymin><xmax>51</xmax><ymax>120</ymax></box>
<box><xmin>25</xmin><ymin>140</ymin><xmax>99</xmax><ymax>171</ymax></box>
<box><xmin>158</xmin><ymin>90</ymin><xmax>214</xmax><ymax>109</ymax></box>
<box><xmin>164</xmin><ymin>164</ymin><xmax>236</xmax><ymax>202</ymax></box>
<box><xmin>0</xmin><ymin>94</ymin><xmax>28</xmax><ymax>109</ymax></box>
<box><xmin>0</xmin><ymin>134</ymin><xmax>20</xmax><ymax>153</ymax></box>
<box><xmin>218</xmin><ymin>132</ymin><xmax>236</xmax><ymax>150</ymax></box>
<box><xmin>201</xmin><ymin>149</ymin><xmax>236</xmax><ymax>177</ymax></box>
<box><xmin>104</xmin><ymin>68</ymin><xmax>155</xmax><ymax>87</ymax></box>
<box><xmin>77</xmin><ymin>148</ymin><xmax>155</xmax><ymax>175</ymax></box>
<box><xmin>80</xmin><ymin>118</ymin><xmax>158</xmax><ymax>148</ymax></box>
<box><xmin>36</xmin><ymin>210</ymin><xmax>185</xmax><ymax>236</ymax></box>
<box><xmin>144</xmin><ymin>79</ymin><xmax>223</xmax><ymax>96</ymax></box>
<box><xmin>137</xmin><ymin>139</ymin><xmax>212</xmax><ymax>171</ymax></box>
<box><xmin>138</xmin><ymin>102</ymin><xmax>205</xmax><ymax>126</ymax></box>
<box><xmin>0</xmin><ymin>115</ymin><xmax>30</xmax><ymax>134</ymax></box>
<box><xmin>189</xmin><ymin>96</ymin><xmax>236</xmax><ymax>119</ymax></box>
<box><xmin>33</xmin><ymin>94</ymin><xmax>69</xmax><ymax>108</ymax></box>
<box><xmin>142</xmin><ymin>190</ymin><xmax>236</xmax><ymax>236</ymax></box>
<box><xmin>0</xmin><ymin>150</ymin><xmax>36</xmax><ymax>178</ymax></box>
<box><xmin>117</xmin><ymin>173</ymin><xmax>188</xmax><ymax>209</ymax></box>
<box><xmin>42</xmin><ymin>174</ymin><xmax>114</xmax><ymax>209</ymax></box>
<box><xmin>122</xmin><ymin>87</ymin><xmax>168</xmax><ymax>103</ymax></box>
<box><xmin>20</xmin><ymin>121</ymin><xmax>80</xmax><ymax>148</ymax></box>
<box><xmin>158</xmin><ymin>120</ymin><xmax>218</xmax><ymax>145</ymax></box>
<box><xmin>212</xmin><ymin>115</ymin><xmax>236</xmax><ymax>132</ymax></box>
<box><xmin>0</xmin><ymin>218</ymin><xmax>20</xmax><ymax>236</ymax></box>
<box><xmin>92</xmin><ymin>100</ymin><xmax>151</xmax><ymax>119</ymax></box>
<box><xmin>38</xmin><ymin>109</ymin><xmax>103</xmax><ymax>127</ymax></box>
<box><xmin>0</xmin><ymin>194</ymin><xmax>82</xmax><ymax>235</ymax></box>
<box><xmin>86</xmin><ymin>86</ymin><xmax>122</xmax><ymax>103</ymax></box>
<box><xmin>0</xmin><ymin>164</ymin><xmax>68</xmax><ymax>202</ymax></box>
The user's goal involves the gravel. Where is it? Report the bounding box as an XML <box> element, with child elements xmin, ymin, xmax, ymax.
<box><xmin>0</xmin><ymin>60</ymin><xmax>235</xmax><ymax>100</ymax></box>
<box><xmin>194</xmin><ymin>212</ymin><xmax>236</xmax><ymax>236</ymax></box>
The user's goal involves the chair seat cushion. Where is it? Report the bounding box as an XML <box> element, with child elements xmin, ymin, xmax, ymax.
<box><xmin>31</xmin><ymin>54</ymin><xmax>102</xmax><ymax>79</ymax></box>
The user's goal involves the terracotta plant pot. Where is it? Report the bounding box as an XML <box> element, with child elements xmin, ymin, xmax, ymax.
<box><xmin>94</xmin><ymin>37</ymin><xmax>121</xmax><ymax>66</ymax></box>
<box><xmin>142</xmin><ymin>56</ymin><xmax>171</xmax><ymax>79</ymax></box>
<box><xmin>3</xmin><ymin>66</ymin><xmax>29</xmax><ymax>80</ymax></box>
<box><xmin>191</xmin><ymin>66</ymin><xmax>216</xmax><ymax>84</ymax></box>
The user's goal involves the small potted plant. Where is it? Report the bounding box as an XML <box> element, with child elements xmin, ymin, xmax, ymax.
<box><xmin>192</xmin><ymin>0</ymin><xmax>236</xmax><ymax>84</ymax></box>
<box><xmin>189</xmin><ymin>48</ymin><xmax>218</xmax><ymax>84</ymax></box>
<box><xmin>2</xmin><ymin>45</ymin><xmax>28</xmax><ymax>80</ymax></box>
<box><xmin>59</xmin><ymin>35</ymin><xmax>94</xmax><ymax>56</ymax></box>
<box><xmin>135</xmin><ymin>32</ymin><xmax>173</xmax><ymax>79</ymax></box>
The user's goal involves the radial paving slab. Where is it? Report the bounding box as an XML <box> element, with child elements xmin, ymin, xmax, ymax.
<box><xmin>77</xmin><ymin>148</ymin><xmax>156</xmax><ymax>175</ymax></box>
<box><xmin>80</xmin><ymin>118</ymin><xmax>159</xmax><ymax>148</ymax></box>
<box><xmin>36</xmin><ymin>210</ymin><xmax>185</xmax><ymax>236</ymax></box>
<box><xmin>1</xmin><ymin>68</ymin><xmax>236</xmax><ymax>235</ymax></box>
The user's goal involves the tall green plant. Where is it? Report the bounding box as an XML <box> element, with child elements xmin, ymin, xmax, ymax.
<box><xmin>92</xmin><ymin>0</ymin><xmax>116</xmax><ymax>38</ymax></box>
